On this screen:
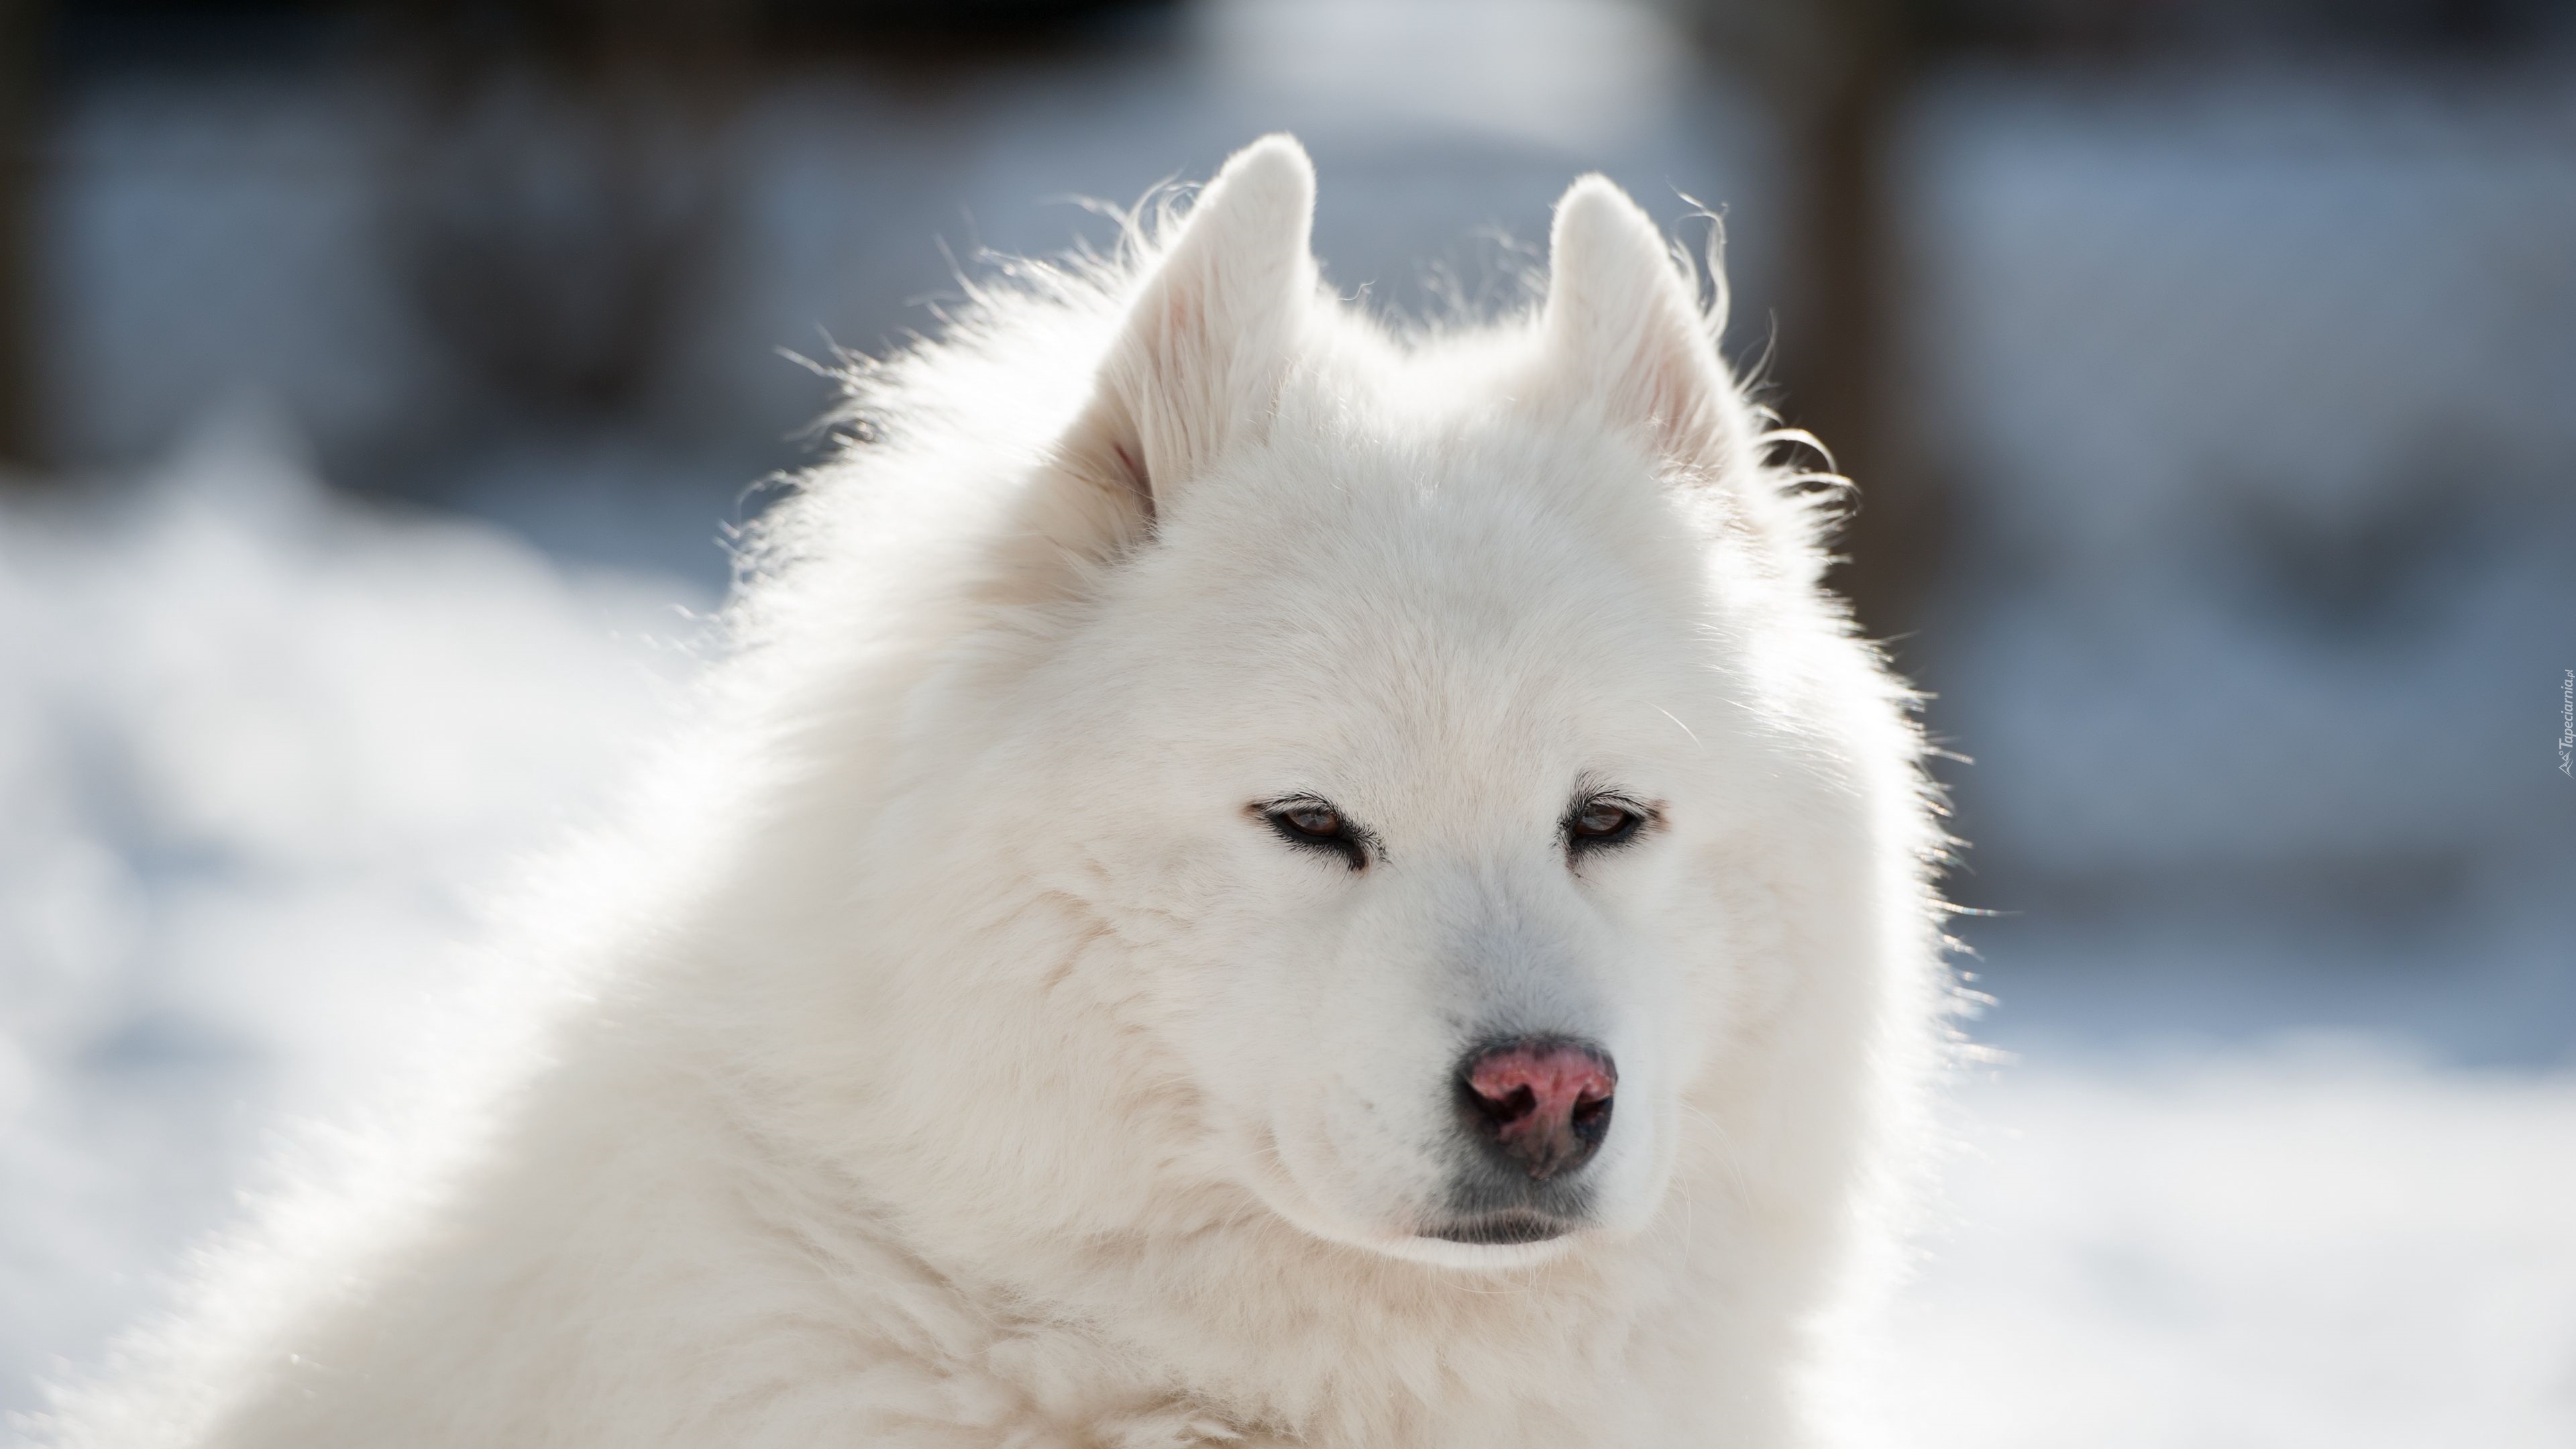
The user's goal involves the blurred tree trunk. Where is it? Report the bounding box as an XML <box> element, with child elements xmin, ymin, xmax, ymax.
<box><xmin>372</xmin><ymin>0</ymin><xmax>751</xmax><ymax>435</ymax></box>
<box><xmin>1692</xmin><ymin>0</ymin><xmax>1945</xmax><ymax>643</ymax></box>
<box><xmin>0</xmin><ymin>0</ymin><xmax>41</xmax><ymax>472</ymax></box>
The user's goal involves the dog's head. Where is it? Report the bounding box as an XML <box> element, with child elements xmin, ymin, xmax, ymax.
<box><xmin>931</xmin><ymin>139</ymin><xmax>1849</xmax><ymax>1269</ymax></box>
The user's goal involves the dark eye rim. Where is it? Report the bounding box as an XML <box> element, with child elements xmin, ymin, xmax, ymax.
<box><xmin>1564</xmin><ymin>793</ymin><xmax>1656</xmax><ymax>855</ymax></box>
<box><xmin>1252</xmin><ymin>794</ymin><xmax>1375</xmax><ymax>871</ymax></box>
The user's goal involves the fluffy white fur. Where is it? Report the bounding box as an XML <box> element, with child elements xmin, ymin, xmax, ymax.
<box><xmin>43</xmin><ymin>136</ymin><xmax>1949</xmax><ymax>1448</ymax></box>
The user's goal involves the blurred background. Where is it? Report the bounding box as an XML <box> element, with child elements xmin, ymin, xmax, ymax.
<box><xmin>2</xmin><ymin>0</ymin><xmax>2571</xmax><ymax>1443</ymax></box>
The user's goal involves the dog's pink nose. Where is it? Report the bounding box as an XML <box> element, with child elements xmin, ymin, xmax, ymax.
<box><xmin>1460</xmin><ymin>1039</ymin><xmax>1617</xmax><ymax>1179</ymax></box>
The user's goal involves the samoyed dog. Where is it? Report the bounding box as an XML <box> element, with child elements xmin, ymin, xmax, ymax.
<box><xmin>50</xmin><ymin>136</ymin><xmax>1948</xmax><ymax>1448</ymax></box>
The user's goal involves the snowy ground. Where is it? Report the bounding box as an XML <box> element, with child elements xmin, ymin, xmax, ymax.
<box><xmin>1878</xmin><ymin>1052</ymin><xmax>2576</xmax><ymax>1447</ymax></box>
<box><xmin>0</xmin><ymin>423</ymin><xmax>714</xmax><ymax>1422</ymax></box>
<box><xmin>5</xmin><ymin>440</ymin><xmax>2572</xmax><ymax>1444</ymax></box>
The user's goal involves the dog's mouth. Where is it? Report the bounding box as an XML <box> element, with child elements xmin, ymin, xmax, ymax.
<box><xmin>1419</xmin><ymin>1208</ymin><xmax>1578</xmax><ymax>1246</ymax></box>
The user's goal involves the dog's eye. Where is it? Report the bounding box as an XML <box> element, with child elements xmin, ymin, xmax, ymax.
<box><xmin>1258</xmin><ymin>798</ymin><xmax>1371</xmax><ymax>871</ymax></box>
<box><xmin>1567</xmin><ymin>798</ymin><xmax>1647</xmax><ymax>852</ymax></box>
<box><xmin>1279</xmin><ymin>802</ymin><xmax>1341</xmax><ymax>837</ymax></box>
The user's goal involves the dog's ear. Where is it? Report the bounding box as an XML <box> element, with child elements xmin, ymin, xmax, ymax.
<box><xmin>1542</xmin><ymin>176</ymin><xmax>1756</xmax><ymax>482</ymax></box>
<box><xmin>1066</xmin><ymin>134</ymin><xmax>1318</xmax><ymax>523</ymax></box>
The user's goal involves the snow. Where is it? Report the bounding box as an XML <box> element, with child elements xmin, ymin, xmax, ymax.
<box><xmin>0</xmin><ymin>413</ymin><xmax>711</xmax><ymax>1415</ymax></box>
<box><xmin>1875</xmin><ymin>1049</ymin><xmax>2576</xmax><ymax>1447</ymax></box>
<box><xmin>4</xmin><ymin>429</ymin><xmax>2571</xmax><ymax>1443</ymax></box>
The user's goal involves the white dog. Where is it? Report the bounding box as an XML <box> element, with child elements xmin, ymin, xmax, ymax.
<box><xmin>50</xmin><ymin>136</ymin><xmax>1949</xmax><ymax>1448</ymax></box>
